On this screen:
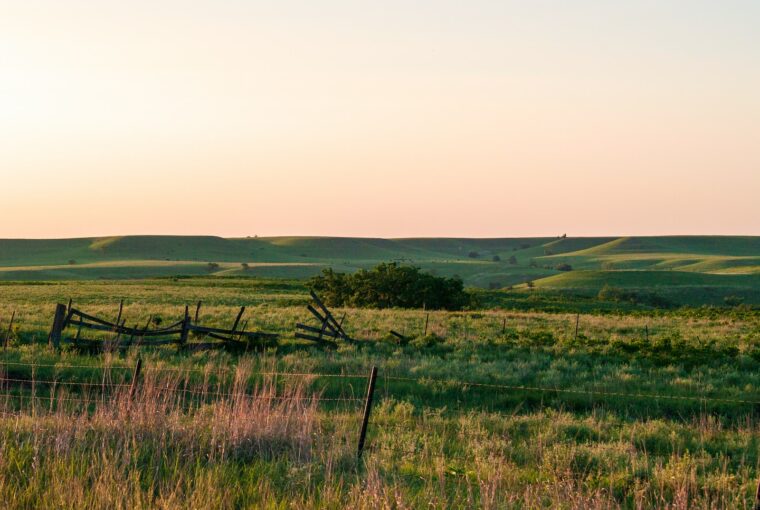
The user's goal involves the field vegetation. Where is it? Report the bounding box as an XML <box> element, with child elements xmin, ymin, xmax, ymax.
<box><xmin>3</xmin><ymin>235</ymin><xmax>760</xmax><ymax>305</ymax></box>
<box><xmin>1</xmin><ymin>276</ymin><xmax>760</xmax><ymax>507</ymax></box>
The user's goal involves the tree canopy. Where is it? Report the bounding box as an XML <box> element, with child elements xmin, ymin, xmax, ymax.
<box><xmin>308</xmin><ymin>263</ymin><xmax>471</xmax><ymax>310</ymax></box>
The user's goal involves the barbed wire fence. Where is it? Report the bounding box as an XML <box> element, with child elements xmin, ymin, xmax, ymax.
<box><xmin>2</xmin><ymin>355</ymin><xmax>760</xmax><ymax>504</ymax></box>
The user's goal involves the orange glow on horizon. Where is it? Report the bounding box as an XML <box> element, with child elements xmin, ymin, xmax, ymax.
<box><xmin>1</xmin><ymin>1</ymin><xmax>758</xmax><ymax>238</ymax></box>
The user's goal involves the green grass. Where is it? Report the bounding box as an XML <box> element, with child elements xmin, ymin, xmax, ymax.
<box><xmin>1</xmin><ymin>277</ymin><xmax>760</xmax><ymax>507</ymax></box>
<box><xmin>2</xmin><ymin>235</ymin><xmax>760</xmax><ymax>305</ymax></box>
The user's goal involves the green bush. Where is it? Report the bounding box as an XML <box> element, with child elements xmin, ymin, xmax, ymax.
<box><xmin>308</xmin><ymin>262</ymin><xmax>471</xmax><ymax>310</ymax></box>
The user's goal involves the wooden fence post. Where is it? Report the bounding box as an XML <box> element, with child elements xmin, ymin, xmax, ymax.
<box><xmin>179</xmin><ymin>307</ymin><xmax>190</xmax><ymax>347</ymax></box>
<box><xmin>129</xmin><ymin>357</ymin><xmax>143</xmax><ymax>401</ymax></box>
<box><xmin>115</xmin><ymin>299</ymin><xmax>124</xmax><ymax>328</ymax></box>
<box><xmin>423</xmin><ymin>313</ymin><xmax>430</xmax><ymax>337</ymax></box>
<box><xmin>231</xmin><ymin>306</ymin><xmax>245</xmax><ymax>334</ymax></box>
<box><xmin>357</xmin><ymin>366</ymin><xmax>378</xmax><ymax>459</ymax></box>
<box><xmin>194</xmin><ymin>301</ymin><xmax>202</xmax><ymax>323</ymax></box>
<box><xmin>49</xmin><ymin>304</ymin><xmax>66</xmax><ymax>350</ymax></box>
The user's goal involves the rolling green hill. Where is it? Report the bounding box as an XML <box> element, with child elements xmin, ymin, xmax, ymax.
<box><xmin>0</xmin><ymin>235</ymin><xmax>759</xmax><ymax>305</ymax></box>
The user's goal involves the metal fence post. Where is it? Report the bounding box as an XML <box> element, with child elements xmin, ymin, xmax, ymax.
<box><xmin>357</xmin><ymin>366</ymin><xmax>378</xmax><ymax>459</ymax></box>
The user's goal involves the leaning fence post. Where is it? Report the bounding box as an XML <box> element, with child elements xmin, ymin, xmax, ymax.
<box><xmin>49</xmin><ymin>303</ymin><xmax>67</xmax><ymax>350</ymax></box>
<box><xmin>194</xmin><ymin>301</ymin><xmax>202</xmax><ymax>323</ymax></box>
<box><xmin>4</xmin><ymin>310</ymin><xmax>15</xmax><ymax>351</ymax></box>
<box><xmin>115</xmin><ymin>299</ymin><xmax>124</xmax><ymax>329</ymax></box>
<box><xmin>357</xmin><ymin>366</ymin><xmax>378</xmax><ymax>459</ymax></box>
<box><xmin>129</xmin><ymin>357</ymin><xmax>143</xmax><ymax>401</ymax></box>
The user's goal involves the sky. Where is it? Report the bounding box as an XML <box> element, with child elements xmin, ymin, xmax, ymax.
<box><xmin>1</xmin><ymin>0</ymin><xmax>758</xmax><ymax>239</ymax></box>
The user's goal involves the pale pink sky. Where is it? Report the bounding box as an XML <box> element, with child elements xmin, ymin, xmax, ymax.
<box><xmin>1</xmin><ymin>1</ymin><xmax>758</xmax><ymax>238</ymax></box>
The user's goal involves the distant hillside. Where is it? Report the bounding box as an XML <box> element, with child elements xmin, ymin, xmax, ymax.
<box><xmin>1</xmin><ymin>235</ymin><xmax>759</xmax><ymax>305</ymax></box>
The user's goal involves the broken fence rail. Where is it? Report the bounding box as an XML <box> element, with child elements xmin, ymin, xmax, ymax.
<box><xmin>48</xmin><ymin>304</ymin><xmax>278</xmax><ymax>351</ymax></box>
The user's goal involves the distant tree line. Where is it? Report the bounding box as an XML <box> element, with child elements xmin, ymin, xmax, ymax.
<box><xmin>308</xmin><ymin>263</ymin><xmax>471</xmax><ymax>310</ymax></box>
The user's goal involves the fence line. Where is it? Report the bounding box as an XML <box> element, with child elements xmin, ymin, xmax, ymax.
<box><xmin>383</xmin><ymin>375</ymin><xmax>760</xmax><ymax>406</ymax></box>
<box><xmin>4</xmin><ymin>360</ymin><xmax>760</xmax><ymax>406</ymax></box>
<box><xmin>0</xmin><ymin>360</ymin><xmax>369</xmax><ymax>380</ymax></box>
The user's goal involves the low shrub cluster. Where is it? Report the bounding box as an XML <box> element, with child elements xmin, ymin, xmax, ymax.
<box><xmin>598</xmin><ymin>285</ymin><xmax>672</xmax><ymax>308</ymax></box>
<box><xmin>308</xmin><ymin>263</ymin><xmax>471</xmax><ymax>310</ymax></box>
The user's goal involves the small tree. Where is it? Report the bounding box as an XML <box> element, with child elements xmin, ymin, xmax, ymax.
<box><xmin>555</xmin><ymin>263</ymin><xmax>572</xmax><ymax>271</ymax></box>
<box><xmin>526</xmin><ymin>280</ymin><xmax>535</xmax><ymax>289</ymax></box>
<box><xmin>492</xmin><ymin>254</ymin><xmax>501</xmax><ymax>262</ymax></box>
<box><xmin>468</xmin><ymin>251</ymin><xmax>480</xmax><ymax>259</ymax></box>
<box><xmin>241</xmin><ymin>262</ymin><xmax>250</xmax><ymax>271</ymax></box>
<box><xmin>68</xmin><ymin>259</ymin><xmax>77</xmax><ymax>265</ymax></box>
<box><xmin>207</xmin><ymin>262</ymin><xmax>220</xmax><ymax>271</ymax></box>
<box><xmin>508</xmin><ymin>255</ymin><xmax>518</xmax><ymax>265</ymax></box>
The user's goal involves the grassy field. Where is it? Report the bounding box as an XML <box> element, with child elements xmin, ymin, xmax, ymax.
<box><xmin>2</xmin><ymin>277</ymin><xmax>760</xmax><ymax>508</ymax></box>
<box><xmin>2</xmin><ymin>236</ymin><xmax>760</xmax><ymax>306</ymax></box>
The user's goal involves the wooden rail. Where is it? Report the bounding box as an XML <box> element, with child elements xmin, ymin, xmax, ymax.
<box><xmin>50</xmin><ymin>303</ymin><xmax>279</xmax><ymax>352</ymax></box>
<box><xmin>295</xmin><ymin>291</ymin><xmax>352</xmax><ymax>347</ymax></box>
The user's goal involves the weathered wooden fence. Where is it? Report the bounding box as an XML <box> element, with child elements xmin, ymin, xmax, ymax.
<box><xmin>295</xmin><ymin>291</ymin><xmax>353</xmax><ymax>347</ymax></box>
<box><xmin>48</xmin><ymin>302</ymin><xmax>278</xmax><ymax>352</ymax></box>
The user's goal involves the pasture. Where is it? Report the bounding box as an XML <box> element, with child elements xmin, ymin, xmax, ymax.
<box><xmin>2</xmin><ymin>236</ymin><xmax>760</xmax><ymax>305</ymax></box>
<box><xmin>2</xmin><ymin>276</ymin><xmax>760</xmax><ymax>508</ymax></box>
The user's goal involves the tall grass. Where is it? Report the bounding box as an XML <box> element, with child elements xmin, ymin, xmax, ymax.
<box><xmin>0</xmin><ymin>362</ymin><xmax>321</xmax><ymax>508</ymax></box>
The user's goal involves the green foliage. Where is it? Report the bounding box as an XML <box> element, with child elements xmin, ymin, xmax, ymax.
<box><xmin>1</xmin><ymin>278</ymin><xmax>760</xmax><ymax>506</ymax></box>
<box><xmin>308</xmin><ymin>263</ymin><xmax>471</xmax><ymax>310</ymax></box>
<box><xmin>598</xmin><ymin>284</ymin><xmax>672</xmax><ymax>308</ymax></box>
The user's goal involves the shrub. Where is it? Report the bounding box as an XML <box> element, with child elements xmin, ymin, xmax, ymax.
<box><xmin>468</xmin><ymin>251</ymin><xmax>480</xmax><ymax>259</ymax></box>
<box><xmin>724</xmin><ymin>295</ymin><xmax>744</xmax><ymax>307</ymax></box>
<box><xmin>555</xmin><ymin>263</ymin><xmax>572</xmax><ymax>271</ymax></box>
<box><xmin>598</xmin><ymin>285</ymin><xmax>672</xmax><ymax>308</ymax></box>
<box><xmin>597</xmin><ymin>285</ymin><xmax>633</xmax><ymax>303</ymax></box>
<box><xmin>492</xmin><ymin>255</ymin><xmax>501</xmax><ymax>262</ymax></box>
<box><xmin>68</xmin><ymin>259</ymin><xmax>77</xmax><ymax>265</ymax></box>
<box><xmin>509</xmin><ymin>255</ymin><xmax>518</xmax><ymax>265</ymax></box>
<box><xmin>308</xmin><ymin>263</ymin><xmax>471</xmax><ymax>310</ymax></box>
<box><xmin>410</xmin><ymin>333</ymin><xmax>446</xmax><ymax>349</ymax></box>
<box><xmin>241</xmin><ymin>262</ymin><xmax>250</xmax><ymax>271</ymax></box>
<box><xmin>207</xmin><ymin>262</ymin><xmax>220</xmax><ymax>271</ymax></box>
